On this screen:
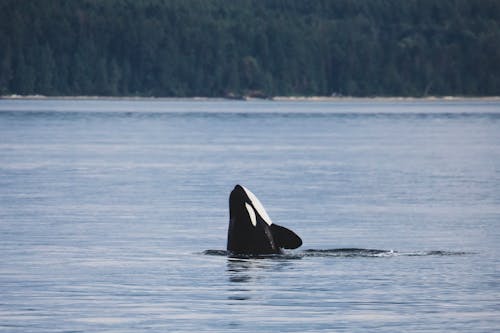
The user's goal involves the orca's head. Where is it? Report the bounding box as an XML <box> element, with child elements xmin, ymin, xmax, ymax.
<box><xmin>229</xmin><ymin>184</ymin><xmax>273</xmax><ymax>228</ymax></box>
<box><xmin>227</xmin><ymin>184</ymin><xmax>302</xmax><ymax>255</ymax></box>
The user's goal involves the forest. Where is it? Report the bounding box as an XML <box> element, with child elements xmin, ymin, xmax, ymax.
<box><xmin>1</xmin><ymin>0</ymin><xmax>499</xmax><ymax>97</ymax></box>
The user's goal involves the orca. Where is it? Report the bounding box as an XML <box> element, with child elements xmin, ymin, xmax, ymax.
<box><xmin>227</xmin><ymin>184</ymin><xmax>302</xmax><ymax>255</ymax></box>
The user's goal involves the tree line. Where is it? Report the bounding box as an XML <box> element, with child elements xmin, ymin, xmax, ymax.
<box><xmin>1</xmin><ymin>0</ymin><xmax>499</xmax><ymax>97</ymax></box>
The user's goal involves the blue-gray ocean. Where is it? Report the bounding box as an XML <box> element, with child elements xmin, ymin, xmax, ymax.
<box><xmin>0</xmin><ymin>99</ymin><xmax>499</xmax><ymax>332</ymax></box>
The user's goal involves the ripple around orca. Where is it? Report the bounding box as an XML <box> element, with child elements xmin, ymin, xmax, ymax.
<box><xmin>202</xmin><ymin>249</ymin><xmax>473</xmax><ymax>259</ymax></box>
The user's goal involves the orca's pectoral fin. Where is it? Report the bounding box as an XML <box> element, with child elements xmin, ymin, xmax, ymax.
<box><xmin>271</xmin><ymin>224</ymin><xmax>302</xmax><ymax>249</ymax></box>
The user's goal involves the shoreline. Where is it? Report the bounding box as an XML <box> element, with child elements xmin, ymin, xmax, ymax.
<box><xmin>1</xmin><ymin>94</ymin><xmax>500</xmax><ymax>102</ymax></box>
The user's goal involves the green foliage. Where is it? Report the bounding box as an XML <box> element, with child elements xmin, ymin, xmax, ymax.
<box><xmin>0</xmin><ymin>0</ymin><xmax>499</xmax><ymax>97</ymax></box>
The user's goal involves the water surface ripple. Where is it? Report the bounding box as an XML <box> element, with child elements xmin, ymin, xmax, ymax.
<box><xmin>1</xmin><ymin>99</ymin><xmax>499</xmax><ymax>332</ymax></box>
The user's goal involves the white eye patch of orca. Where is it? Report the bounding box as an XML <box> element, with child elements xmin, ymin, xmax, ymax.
<box><xmin>242</xmin><ymin>185</ymin><xmax>273</xmax><ymax>226</ymax></box>
<box><xmin>245</xmin><ymin>202</ymin><xmax>257</xmax><ymax>227</ymax></box>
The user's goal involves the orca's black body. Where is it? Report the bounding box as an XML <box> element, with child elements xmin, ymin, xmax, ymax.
<box><xmin>227</xmin><ymin>185</ymin><xmax>302</xmax><ymax>255</ymax></box>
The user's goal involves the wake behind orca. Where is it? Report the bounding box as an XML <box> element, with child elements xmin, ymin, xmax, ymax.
<box><xmin>203</xmin><ymin>248</ymin><xmax>471</xmax><ymax>259</ymax></box>
<box><xmin>227</xmin><ymin>184</ymin><xmax>302</xmax><ymax>255</ymax></box>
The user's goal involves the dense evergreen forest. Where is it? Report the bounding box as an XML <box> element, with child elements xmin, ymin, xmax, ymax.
<box><xmin>1</xmin><ymin>0</ymin><xmax>499</xmax><ymax>97</ymax></box>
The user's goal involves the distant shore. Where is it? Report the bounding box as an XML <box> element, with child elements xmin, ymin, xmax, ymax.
<box><xmin>2</xmin><ymin>94</ymin><xmax>500</xmax><ymax>102</ymax></box>
<box><xmin>273</xmin><ymin>96</ymin><xmax>500</xmax><ymax>102</ymax></box>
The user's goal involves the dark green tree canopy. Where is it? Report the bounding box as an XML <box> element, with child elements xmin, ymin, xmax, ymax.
<box><xmin>1</xmin><ymin>0</ymin><xmax>499</xmax><ymax>97</ymax></box>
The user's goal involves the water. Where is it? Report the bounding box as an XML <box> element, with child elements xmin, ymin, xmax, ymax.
<box><xmin>0</xmin><ymin>99</ymin><xmax>499</xmax><ymax>332</ymax></box>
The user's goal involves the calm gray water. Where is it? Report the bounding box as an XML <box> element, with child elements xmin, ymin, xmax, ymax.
<box><xmin>0</xmin><ymin>99</ymin><xmax>499</xmax><ymax>332</ymax></box>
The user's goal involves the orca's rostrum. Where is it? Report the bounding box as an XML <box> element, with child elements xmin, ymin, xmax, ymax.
<box><xmin>227</xmin><ymin>185</ymin><xmax>302</xmax><ymax>255</ymax></box>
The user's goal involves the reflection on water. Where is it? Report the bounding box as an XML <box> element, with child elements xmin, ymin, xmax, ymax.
<box><xmin>226</xmin><ymin>258</ymin><xmax>297</xmax><ymax>303</ymax></box>
<box><xmin>227</xmin><ymin>259</ymin><xmax>254</xmax><ymax>301</ymax></box>
<box><xmin>227</xmin><ymin>259</ymin><xmax>256</xmax><ymax>284</ymax></box>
